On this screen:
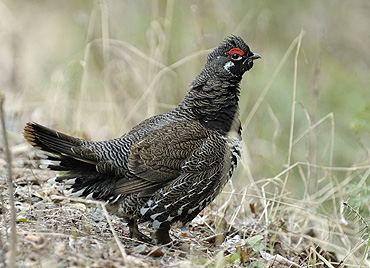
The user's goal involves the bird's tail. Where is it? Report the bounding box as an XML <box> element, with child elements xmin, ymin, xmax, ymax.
<box><xmin>23</xmin><ymin>122</ymin><xmax>98</xmax><ymax>170</ymax></box>
<box><xmin>23</xmin><ymin>122</ymin><xmax>117</xmax><ymax>199</ymax></box>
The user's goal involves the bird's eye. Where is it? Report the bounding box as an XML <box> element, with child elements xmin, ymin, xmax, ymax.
<box><xmin>232</xmin><ymin>53</ymin><xmax>241</xmax><ymax>60</ymax></box>
<box><xmin>228</xmin><ymin>48</ymin><xmax>244</xmax><ymax>61</ymax></box>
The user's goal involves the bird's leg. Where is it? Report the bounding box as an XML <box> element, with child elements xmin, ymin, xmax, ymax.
<box><xmin>152</xmin><ymin>225</ymin><xmax>171</xmax><ymax>245</ymax></box>
<box><xmin>127</xmin><ymin>219</ymin><xmax>153</xmax><ymax>244</ymax></box>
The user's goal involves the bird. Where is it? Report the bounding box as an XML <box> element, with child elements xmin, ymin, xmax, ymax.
<box><xmin>23</xmin><ymin>35</ymin><xmax>260</xmax><ymax>245</ymax></box>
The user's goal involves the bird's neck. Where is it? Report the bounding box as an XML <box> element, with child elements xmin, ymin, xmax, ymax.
<box><xmin>176</xmin><ymin>77</ymin><xmax>242</xmax><ymax>134</ymax></box>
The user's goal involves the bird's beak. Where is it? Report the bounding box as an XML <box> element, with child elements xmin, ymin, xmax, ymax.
<box><xmin>248</xmin><ymin>53</ymin><xmax>261</xmax><ymax>61</ymax></box>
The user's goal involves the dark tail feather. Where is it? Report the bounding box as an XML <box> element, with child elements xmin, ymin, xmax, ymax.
<box><xmin>23</xmin><ymin>122</ymin><xmax>99</xmax><ymax>171</ymax></box>
<box><xmin>24</xmin><ymin>122</ymin><xmax>83</xmax><ymax>155</ymax></box>
<box><xmin>24</xmin><ymin>122</ymin><xmax>117</xmax><ymax>200</ymax></box>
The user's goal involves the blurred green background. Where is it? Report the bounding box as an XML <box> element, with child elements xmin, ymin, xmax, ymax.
<box><xmin>2</xmin><ymin>0</ymin><xmax>370</xmax><ymax>197</ymax></box>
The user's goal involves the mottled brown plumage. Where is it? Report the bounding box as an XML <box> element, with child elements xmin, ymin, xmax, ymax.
<box><xmin>23</xmin><ymin>35</ymin><xmax>260</xmax><ymax>244</ymax></box>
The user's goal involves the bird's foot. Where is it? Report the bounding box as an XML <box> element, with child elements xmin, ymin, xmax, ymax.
<box><xmin>130</xmin><ymin>230</ymin><xmax>153</xmax><ymax>244</ymax></box>
<box><xmin>128</xmin><ymin>219</ymin><xmax>154</xmax><ymax>244</ymax></box>
<box><xmin>152</xmin><ymin>226</ymin><xmax>172</xmax><ymax>245</ymax></box>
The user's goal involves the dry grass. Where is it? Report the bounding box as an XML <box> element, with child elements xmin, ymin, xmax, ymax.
<box><xmin>1</xmin><ymin>0</ymin><xmax>370</xmax><ymax>267</ymax></box>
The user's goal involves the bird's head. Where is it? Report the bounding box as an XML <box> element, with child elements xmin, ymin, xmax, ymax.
<box><xmin>205</xmin><ymin>35</ymin><xmax>260</xmax><ymax>79</ymax></box>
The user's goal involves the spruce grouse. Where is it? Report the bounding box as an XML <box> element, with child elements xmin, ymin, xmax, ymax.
<box><xmin>24</xmin><ymin>35</ymin><xmax>260</xmax><ymax>244</ymax></box>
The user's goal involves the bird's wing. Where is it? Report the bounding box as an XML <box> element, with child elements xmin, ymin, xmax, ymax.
<box><xmin>114</xmin><ymin>121</ymin><xmax>213</xmax><ymax>195</ymax></box>
<box><xmin>128</xmin><ymin>120</ymin><xmax>210</xmax><ymax>181</ymax></box>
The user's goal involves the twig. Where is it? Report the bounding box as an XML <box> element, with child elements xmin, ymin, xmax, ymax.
<box><xmin>271</xmin><ymin>30</ymin><xmax>305</xmax><ymax>222</ymax></box>
<box><xmin>99</xmin><ymin>202</ymin><xmax>129</xmax><ymax>261</ymax></box>
<box><xmin>0</xmin><ymin>94</ymin><xmax>17</xmax><ymax>267</ymax></box>
<box><xmin>243</xmin><ymin>30</ymin><xmax>304</xmax><ymax>127</ymax></box>
<box><xmin>309</xmin><ymin>36</ymin><xmax>323</xmax><ymax>194</ymax></box>
<box><xmin>50</xmin><ymin>196</ymin><xmax>128</xmax><ymax>263</ymax></box>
